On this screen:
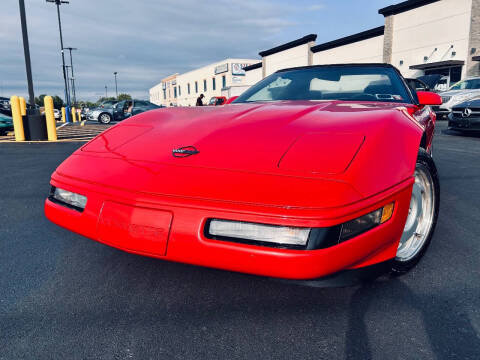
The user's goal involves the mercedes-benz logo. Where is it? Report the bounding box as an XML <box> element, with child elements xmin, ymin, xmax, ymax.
<box><xmin>462</xmin><ymin>108</ymin><xmax>472</xmax><ymax>118</ymax></box>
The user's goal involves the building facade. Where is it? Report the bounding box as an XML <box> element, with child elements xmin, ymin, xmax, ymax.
<box><xmin>150</xmin><ymin>59</ymin><xmax>258</xmax><ymax>107</ymax></box>
<box><xmin>245</xmin><ymin>0</ymin><xmax>480</xmax><ymax>89</ymax></box>
<box><xmin>149</xmin><ymin>73</ymin><xmax>178</xmax><ymax>107</ymax></box>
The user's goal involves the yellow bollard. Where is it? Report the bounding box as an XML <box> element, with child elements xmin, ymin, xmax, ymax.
<box><xmin>10</xmin><ymin>96</ymin><xmax>25</xmax><ymax>141</ymax></box>
<box><xmin>61</xmin><ymin>107</ymin><xmax>66</xmax><ymax>122</ymax></box>
<box><xmin>19</xmin><ymin>97</ymin><xmax>27</xmax><ymax>116</ymax></box>
<box><xmin>71</xmin><ymin>107</ymin><xmax>77</xmax><ymax>123</ymax></box>
<box><xmin>44</xmin><ymin>96</ymin><xmax>57</xmax><ymax>141</ymax></box>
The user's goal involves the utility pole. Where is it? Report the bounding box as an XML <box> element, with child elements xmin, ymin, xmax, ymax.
<box><xmin>113</xmin><ymin>72</ymin><xmax>118</xmax><ymax>98</ymax></box>
<box><xmin>105</xmin><ymin>85</ymin><xmax>108</xmax><ymax>98</ymax></box>
<box><xmin>65</xmin><ymin>47</ymin><xmax>77</xmax><ymax>105</ymax></box>
<box><xmin>18</xmin><ymin>0</ymin><xmax>36</xmax><ymax>109</ymax></box>
<box><xmin>65</xmin><ymin>65</ymin><xmax>71</xmax><ymax>105</ymax></box>
<box><xmin>46</xmin><ymin>0</ymin><xmax>70</xmax><ymax>109</ymax></box>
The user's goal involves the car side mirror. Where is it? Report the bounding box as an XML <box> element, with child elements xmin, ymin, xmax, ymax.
<box><xmin>417</xmin><ymin>91</ymin><xmax>442</xmax><ymax>106</ymax></box>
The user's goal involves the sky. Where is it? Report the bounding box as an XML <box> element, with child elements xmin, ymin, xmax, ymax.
<box><xmin>1</xmin><ymin>0</ymin><xmax>395</xmax><ymax>102</ymax></box>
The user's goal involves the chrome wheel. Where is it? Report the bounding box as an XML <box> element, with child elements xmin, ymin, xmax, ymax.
<box><xmin>99</xmin><ymin>113</ymin><xmax>111</xmax><ymax>124</ymax></box>
<box><xmin>396</xmin><ymin>164</ymin><xmax>435</xmax><ymax>262</ymax></box>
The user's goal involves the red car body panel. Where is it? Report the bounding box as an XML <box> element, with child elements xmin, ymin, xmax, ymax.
<box><xmin>45</xmin><ymin>99</ymin><xmax>436</xmax><ymax>280</ymax></box>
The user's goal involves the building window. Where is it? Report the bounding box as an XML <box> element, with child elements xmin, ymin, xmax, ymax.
<box><xmin>174</xmin><ymin>87</ymin><xmax>177</xmax><ymax>98</ymax></box>
<box><xmin>212</xmin><ymin>77</ymin><xmax>216</xmax><ymax>91</ymax></box>
<box><xmin>188</xmin><ymin>83</ymin><xmax>190</xmax><ymax>94</ymax></box>
<box><xmin>178</xmin><ymin>86</ymin><xmax>181</xmax><ymax>96</ymax></box>
<box><xmin>222</xmin><ymin>75</ymin><xmax>226</xmax><ymax>89</ymax></box>
<box><xmin>195</xmin><ymin>81</ymin><xmax>198</xmax><ymax>93</ymax></box>
<box><xmin>163</xmin><ymin>89</ymin><xmax>166</xmax><ymax>100</ymax></box>
<box><xmin>203</xmin><ymin>79</ymin><xmax>207</xmax><ymax>92</ymax></box>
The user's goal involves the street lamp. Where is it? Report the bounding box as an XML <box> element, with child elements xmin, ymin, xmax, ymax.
<box><xmin>46</xmin><ymin>0</ymin><xmax>70</xmax><ymax>110</ymax></box>
<box><xmin>105</xmin><ymin>85</ymin><xmax>108</xmax><ymax>98</ymax></box>
<box><xmin>18</xmin><ymin>0</ymin><xmax>36</xmax><ymax>109</ymax></box>
<box><xmin>65</xmin><ymin>47</ymin><xmax>77</xmax><ymax>105</ymax></box>
<box><xmin>65</xmin><ymin>65</ymin><xmax>71</xmax><ymax>105</ymax></box>
<box><xmin>113</xmin><ymin>72</ymin><xmax>118</xmax><ymax>98</ymax></box>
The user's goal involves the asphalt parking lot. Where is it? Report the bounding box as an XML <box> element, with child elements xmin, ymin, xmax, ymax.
<box><xmin>1</xmin><ymin>121</ymin><xmax>479</xmax><ymax>359</ymax></box>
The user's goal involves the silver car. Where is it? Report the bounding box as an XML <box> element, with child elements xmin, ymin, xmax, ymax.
<box><xmin>435</xmin><ymin>77</ymin><xmax>480</xmax><ymax>117</ymax></box>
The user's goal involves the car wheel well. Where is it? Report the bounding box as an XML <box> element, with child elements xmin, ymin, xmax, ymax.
<box><xmin>420</xmin><ymin>132</ymin><xmax>427</xmax><ymax>150</ymax></box>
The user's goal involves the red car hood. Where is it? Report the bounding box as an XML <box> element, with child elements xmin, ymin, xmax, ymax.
<box><xmin>55</xmin><ymin>101</ymin><xmax>416</xmax><ymax>209</ymax></box>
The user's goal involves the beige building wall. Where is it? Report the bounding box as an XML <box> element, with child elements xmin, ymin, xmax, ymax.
<box><xmin>263</xmin><ymin>43</ymin><xmax>311</xmax><ymax>76</ymax></box>
<box><xmin>390</xmin><ymin>0</ymin><xmax>472</xmax><ymax>78</ymax></box>
<box><xmin>312</xmin><ymin>36</ymin><xmax>384</xmax><ymax>65</ymax></box>
<box><xmin>149</xmin><ymin>73</ymin><xmax>178</xmax><ymax>107</ymax></box>
<box><xmin>244</xmin><ymin>67</ymin><xmax>263</xmax><ymax>85</ymax></box>
<box><xmin>175</xmin><ymin>59</ymin><xmax>258</xmax><ymax>106</ymax></box>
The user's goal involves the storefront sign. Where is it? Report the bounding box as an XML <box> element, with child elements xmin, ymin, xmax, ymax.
<box><xmin>231</xmin><ymin>63</ymin><xmax>250</xmax><ymax>76</ymax></box>
<box><xmin>215</xmin><ymin>63</ymin><xmax>228</xmax><ymax>74</ymax></box>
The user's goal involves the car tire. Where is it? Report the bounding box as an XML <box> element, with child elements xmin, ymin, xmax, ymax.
<box><xmin>98</xmin><ymin>113</ymin><xmax>112</xmax><ymax>124</ymax></box>
<box><xmin>391</xmin><ymin>148</ymin><xmax>440</xmax><ymax>275</ymax></box>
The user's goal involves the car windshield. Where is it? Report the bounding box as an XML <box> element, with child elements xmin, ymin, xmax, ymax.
<box><xmin>234</xmin><ymin>65</ymin><xmax>412</xmax><ymax>104</ymax></box>
<box><xmin>449</xmin><ymin>79</ymin><xmax>480</xmax><ymax>90</ymax></box>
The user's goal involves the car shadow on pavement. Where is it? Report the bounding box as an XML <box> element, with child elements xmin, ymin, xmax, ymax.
<box><xmin>345</xmin><ymin>278</ymin><xmax>480</xmax><ymax>360</ymax></box>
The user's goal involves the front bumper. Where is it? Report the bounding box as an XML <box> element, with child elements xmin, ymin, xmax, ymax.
<box><xmin>45</xmin><ymin>173</ymin><xmax>412</xmax><ymax>280</ymax></box>
<box><xmin>448</xmin><ymin>115</ymin><xmax>480</xmax><ymax>131</ymax></box>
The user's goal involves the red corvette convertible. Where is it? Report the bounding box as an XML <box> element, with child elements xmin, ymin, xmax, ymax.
<box><xmin>45</xmin><ymin>64</ymin><xmax>441</xmax><ymax>286</ymax></box>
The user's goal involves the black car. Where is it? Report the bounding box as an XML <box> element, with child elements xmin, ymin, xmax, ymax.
<box><xmin>449</xmin><ymin>99</ymin><xmax>480</xmax><ymax>132</ymax></box>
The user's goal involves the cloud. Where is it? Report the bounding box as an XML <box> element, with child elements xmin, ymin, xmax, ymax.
<box><xmin>1</xmin><ymin>0</ymin><xmax>297</xmax><ymax>101</ymax></box>
<box><xmin>308</xmin><ymin>4</ymin><xmax>326</xmax><ymax>11</ymax></box>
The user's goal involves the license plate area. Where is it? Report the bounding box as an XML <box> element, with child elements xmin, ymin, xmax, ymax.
<box><xmin>97</xmin><ymin>201</ymin><xmax>172</xmax><ymax>256</ymax></box>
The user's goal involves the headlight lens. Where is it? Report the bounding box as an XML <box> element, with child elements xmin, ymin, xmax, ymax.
<box><xmin>50</xmin><ymin>187</ymin><xmax>87</xmax><ymax>211</ymax></box>
<box><xmin>208</xmin><ymin>219</ymin><xmax>311</xmax><ymax>246</ymax></box>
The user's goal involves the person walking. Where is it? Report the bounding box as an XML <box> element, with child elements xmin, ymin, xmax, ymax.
<box><xmin>196</xmin><ymin>94</ymin><xmax>204</xmax><ymax>106</ymax></box>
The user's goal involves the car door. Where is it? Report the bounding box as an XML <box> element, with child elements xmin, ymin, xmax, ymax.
<box><xmin>131</xmin><ymin>100</ymin><xmax>149</xmax><ymax>116</ymax></box>
<box><xmin>112</xmin><ymin>101</ymin><xmax>125</xmax><ymax>121</ymax></box>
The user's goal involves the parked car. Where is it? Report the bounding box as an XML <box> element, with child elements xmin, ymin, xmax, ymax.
<box><xmin>53</xmin><ymin>108</ymin><xmax>60</xmax><ymax>120</ymax></box>
<box><xmin>434</xmin><ymin>77</ymin><xmax>480</xmax><ymax>118</ymax></box>
<box><xmin>448</xmin><ymin>98</ymin><xmax>480</xmax><ymax>132</ymax></box>
<box><xmin>45</xmin><ymin>64</ymin><xmax>442</xmax><ymax>286</ymax></box>
<box><xmin>0</xmin><ymin>113</ymin><xmax>13</xmax><ymax>135</ymax></box>
<box><xmin>406</xmin><ymin>78</ymin><xmax>430</xmax><ymax>92</ymax></box>
<box><xmin>97</xmin><ymin>100</ymin><xmax>118</xmax><ymax>109</ymax></box>
<box><xmin>208</xmin><ymin>96</ymin><xmax>227</xmax><ymax>106</ymax></box>
<box><xmin>417</xmin><ymin>74</ymin><xmax>449</xmax><ymax>92</ymax></box>
<box><xmin>88</xmin><ymin>99</ymin><xmax>162</xmax><ymax>124</ymax></box>
<box><xmin>0</xmin><ymin>97</ymin><xmax>10</xmax><ymax>115</ymax></box>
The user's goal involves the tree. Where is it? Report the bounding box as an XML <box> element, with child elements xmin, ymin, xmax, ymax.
<box><xmin>117</xmin><ymin>93</ymin><xmax>132</xmax><ymax>101</ymax></box>
<box><xmin>52</xmin><ymin>95</ymin><xmax>64</xmax><ymax>109</ymax></box>
<box><xmin>35</xmin><ymin>94</ymin><xmax>64</xmax><ymax>109</ymax></box>
<box><xmin>97</xmin><ymin>96</ymin><xmax>116</xmax><ymax>104</ymax></box>
<box><xmin>35</xmin><ymin>94</ymin><xmax>46</xmax><ymax>107</ymax></box>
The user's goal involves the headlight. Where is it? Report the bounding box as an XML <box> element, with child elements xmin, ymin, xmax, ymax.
<box><xmin>208</xmin><ymin>219</ymin><xmax>311</xmax><ymax>247</ymax></box>
<box><xmin>49</xmin><ymin>187</ymin><xmax>87</xmax><ymax>211</ymax></box>
<box><xmin>206</xmin><ymin>202</ymin><xmax>394</xmax><ymax>250</ymax></box>
<box><xmin>340</xmin><ymin>203</ymin><xmax>394</xmax><ymax>241</ymax></box>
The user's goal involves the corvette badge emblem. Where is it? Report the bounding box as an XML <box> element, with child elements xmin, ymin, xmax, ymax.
<box><xmin>172</xmin><ymin>146</ymin><xmax>200</xmax><ymax>158</ymax></box>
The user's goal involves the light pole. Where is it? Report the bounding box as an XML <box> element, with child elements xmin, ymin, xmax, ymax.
<box><xmin>46</xmin><ymin>0</ymin><xmax>70</xmax><ymax>111</ymax></box>
<box><xmin>105</xmin><ymin>85</ymin><xmax>108</xmax><ymax>98</ymax></box>
<box><xmin>65</xmin><ymin>65</ymin><xmax>71</xmax><ymax>105</ymax></box>
<box><xmin>18</xmin><ymin>0</ymin><xmax>36</xmax><ymax>109</ymax></box>
<box><xmin>113</xmin><ymin>72</ymin><xmax>118</xmax><ymax>98</ymax></box>
<box><xmin>65</xmin><ymin>47</ymin><xmax>77</xmax><ymax>105</ymax></box>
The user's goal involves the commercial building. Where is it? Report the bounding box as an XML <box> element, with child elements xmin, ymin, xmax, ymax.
<box><xmin>245</xmin><ymin>0</ymin><xmax>480</xmax><ymax>89</ymax></box>
<box><xmin>150</xmin><ymin>59</ymin><xmax>258</xmax><ymax>107</ymax></box>
<box><xmin>149</xmin><ymin>73</ymin><xmax>178</xmax><ymax>107</ymax></box>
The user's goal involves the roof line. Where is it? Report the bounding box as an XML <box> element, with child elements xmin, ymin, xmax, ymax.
<box><xmin>244</xmin><ymin>62</ymin><xmax>262</xmax><ymax>71</ymax></box>
<box><xmin>378</xmin><ymin>0</ymin><xmax>441</xmax><ymax>17</ymax></box>
<box><xmin>259</xmin><ymin>34</ymin><xmax>317</xmax><ymax>57</ymax></box>
<box><xmin>311</xmin><ymin>26</ymin><xmax>385</xmax><ymax>53</ymax></box>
